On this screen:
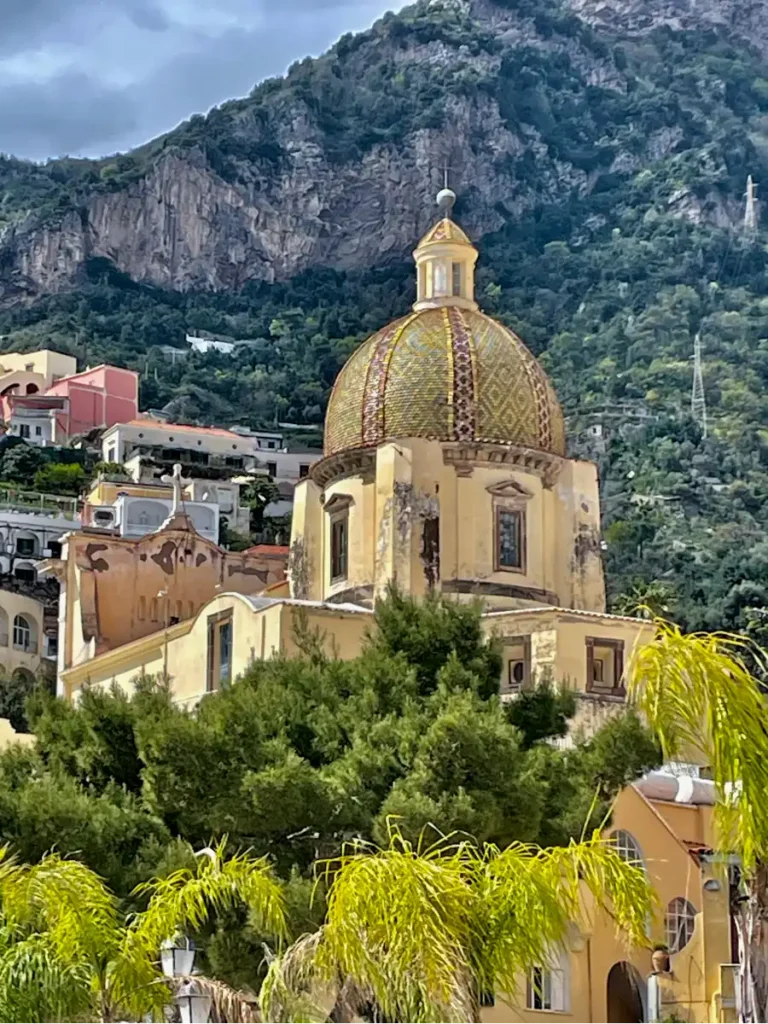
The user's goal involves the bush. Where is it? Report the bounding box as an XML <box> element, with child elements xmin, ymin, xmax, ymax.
<box><xmin>33</xmin><ymin>463</ymin><xmax>86</xmax><ymax>496</ymax></box>
<box><xmin>0</xmin><ymin>444</ymin><xmax>48</xmax><ymax>483</ymax></box>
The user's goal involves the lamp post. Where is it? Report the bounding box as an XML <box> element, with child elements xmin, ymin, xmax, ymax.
<box><xmin>175</xmin><ymin>980</ymin><xmax>213</xmax><ymax>1024</ymax></box>
<box><xmin>160</xmin><ymin>935</ymin><xmax>195</xmax><ymax>978</ymax></box>
<box><xmin>160</xmin><ymin>936</ymin><xmax>212</xmax><ymax>1024</ymax></box>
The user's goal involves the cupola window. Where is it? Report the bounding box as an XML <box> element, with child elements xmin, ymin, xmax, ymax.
<box><xmin>433</xmin><ymin>261</ymin><xmax>449</xmax><ymax>298</ymax></box>
<box><xmin>452</xmin><ymin>261</ymin><xmax>463</xmax><ymax>296</ymax></box>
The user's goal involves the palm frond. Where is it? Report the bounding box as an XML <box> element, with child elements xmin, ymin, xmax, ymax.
<box><xmin>131</xmin><ymin>838</ymin><xmax>286</xmax><ymax>952</ymax></box>
<box><xmin>298</xmin><ymin>819</ymin><xmax>655</xmax><ymax>1024</ymax></box>
<box><xmin>0</xmin><ymin>930</ymin><xmax>92</xmax><ymax>1023</ymax></box>
<box><xmin>174</xmin><ymin>973</ymin><xmax>259</xmax><ymax>1024</ymax></box>
<box><xmin>316</xmin><ymin>823</ymin><xmax>476</xmax><ymax>1023</ymax></box>
<box><xmin>260</xmin><ymin>930</ymin><xmax>330</xmax><ymax>1023</ymax></box>
<box><xmin>22</xmin><ymin>855</ymin><xmax>122</xmax><ymax>964</ymax></box>
<box><xmin>628</xmin><ymin>619</ymin><xmax>768</xmax><ymax>869</ymax></box>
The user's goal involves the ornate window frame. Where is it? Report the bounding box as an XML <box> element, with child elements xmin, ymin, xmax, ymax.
<box><xmin>488</xmin><ymin>479</ymin><xmax>532</xmax><ymax>575</ymax></box>
<box><xmin>324</xmin><ymin>493</ymin><xmax>353</xmax><ymax>585</ymax></box>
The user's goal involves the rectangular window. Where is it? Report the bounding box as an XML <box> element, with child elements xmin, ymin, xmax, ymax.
<box><xmin>207</xmin><ymin>612</ymin><xmax>234</xmax><ymax>692</ymax></box>
<box><xmin>586</xmin><ymin>638</ymin><xmax>626</xmax><ymax>696</ymax></box>
<box><xmin>433</xmin><ymin>262</ymin><xmax>449</xmax><ymax>297</ymax></box>
<box><xmin>526</xmin><ymin>959</ymin><xmax>567</xmax><ymax>1012</ymax></box>
<box><xmin>452</xmin><ymin>261</ymin><xmax>463</xmax><ymax>296</ymax></box>
<box><xmin>331</xmin><ymin>515</ymin><xmax>348</xmax><ymax>582</ymax></box>
<box><xmin>501</xmin><ymin>636</ymin><xmax>531</xmax><ymax>700</ymax></box>
<box><xmin>16</xmin><ymin>537</ymin><xmax>36</xmax><ymax>557</ymax></box>
<box><xmin>35</xmin><ymin>426</ymin><xmax>42</xmax><ymax>436</ymax></box>
<box><xmin>267</xmin><ymin>461</ymin><xmax>277</xmax><ymax>478</ymax></box>
<box><xmin>107</xmin><ymin>447</ymin><xmax>116</xmax><ymax>463</ymax></box>
<box><xmin>219</xmin><ymin>620</ymin><xmax>232</xmax><ymax>688</ymax></box>
<box><xmin>299</xmin><ymin>464</ymin><xmax>309</xmax><ymax>479</ymax></box>
<box><xmin>496</xmin><ymin>507</ymin><xmax>525</xmax><ymax>572</ymax></box>
<box><xmin>19</xmin><ymin>424</ymin><xmax>30</xmax><ymax>439</ymax></box>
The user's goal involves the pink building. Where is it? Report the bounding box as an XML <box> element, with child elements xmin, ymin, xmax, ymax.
<box><xmin>2</xmin><ymin>364</ymin><xmax>139</xmax><ymax>446</ymax></box>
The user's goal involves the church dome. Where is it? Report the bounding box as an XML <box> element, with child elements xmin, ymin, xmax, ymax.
<box><xmin>323</xmin><ymin>189</ymin><xmax>566</xmax><ymax>460</ymax></box>
<box><xmin>324</xmin><ymin>307</ymin><xmax>566</xmax><ymax>457</ymax></box>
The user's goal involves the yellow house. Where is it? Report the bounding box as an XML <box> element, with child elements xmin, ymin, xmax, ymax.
<box><xmin>484</xmin><ymin>772</ymin><xmax>737</xmax><ymax>1024</ymax></box>
<box><xmin>0</xmin><ymin>348</ymin><xmax>77</xmax><ymax>395</ymax></box>
<box><xmin>50</xmin><ymin>189</ymin><xmax>737</xmax><ymax>1022</ymax></box>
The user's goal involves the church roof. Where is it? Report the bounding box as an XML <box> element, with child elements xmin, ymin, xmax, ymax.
<box><xmin>324</xmin><ymin>306</ymin><xmax>565</xmax><ymax>458</ymax></box>
<box><xmin>416</xmin><ymin>216</ymin><xmax>473</xmax><ymax>248</ymax></box>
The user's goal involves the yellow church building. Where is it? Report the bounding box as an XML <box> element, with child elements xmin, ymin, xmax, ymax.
<box><xmin>47</xmin><ymin>190</ymin><xmax>739</xmax><ymax>1022</ymax></box>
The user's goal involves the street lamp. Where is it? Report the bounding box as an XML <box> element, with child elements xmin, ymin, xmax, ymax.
<box><xmin>176</xmin><ymin>979</ymin><xmax>213</xmax><ymax>1024</ymax></box>
<box><xmin>160</xmin><ymin>935</ymin><xmax>195</xmax><ymax>978</ymax></box>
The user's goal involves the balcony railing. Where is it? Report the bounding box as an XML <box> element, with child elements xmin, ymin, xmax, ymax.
<box><xmin>0</xmin><ymin>488</ymin><xmax>80</xmax><ymax>518</ymax></box>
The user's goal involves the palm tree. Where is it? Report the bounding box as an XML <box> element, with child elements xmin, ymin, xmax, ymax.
<box><xmin>628</xmin><ymin>619</ymin><xmax>768</xmax><ymax>1024</ymax></box>
<box><xmin>260</xmin><ymin>822</ymin><xmax>654</xmax><ymax>1023</ymax></box>
<box><xmin>0</xmin><ymin>840</ymin><xmax>285</xmax><ymax>1023</ymax></box>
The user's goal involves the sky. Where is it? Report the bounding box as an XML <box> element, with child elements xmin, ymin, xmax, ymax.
<box><xmin>1</xmin><ymin>0</ymin><xmax>407</xmax><ymax>163</ymax></box>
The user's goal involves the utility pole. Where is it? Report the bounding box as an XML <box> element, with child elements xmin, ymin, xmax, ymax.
<box><xmin>745</xmin><ymin>175</ymin><xmax>759</xmax><ymax>236</ymax></box>
<box><xmin>691</xmin><ymin>333</ymin><xmax>707</xmax><ymax>439</ymax></box>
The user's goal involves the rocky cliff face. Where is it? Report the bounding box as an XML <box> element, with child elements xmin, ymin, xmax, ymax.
<box><xmin>0</xmin><ymin>0</ymin><xmax>762</xmax><ymax>303</ymax></box>
<box><xmin>570</xmin><ymin>0</ymin><xmax>768</xmax><ymax>59</ymax></box>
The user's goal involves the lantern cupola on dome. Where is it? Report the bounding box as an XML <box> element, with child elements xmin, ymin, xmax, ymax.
<box><xmin>413</xmin><ymin>187</ymin><xmax>479</xmax><ymax>312</ymax></box>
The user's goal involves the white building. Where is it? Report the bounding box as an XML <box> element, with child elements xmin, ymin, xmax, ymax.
<box><xmin>102</xmin><ymin>420</ymin><xmax>259</xmax><ymax>475</ymax></box>
<box><xmin>0</xmin><ymin>498</ymin><xmax>79</xmax><ymax>677</ymax></box>
<box><xmin>185</xmin><ymin>335</ymin><xmax>236</xmax><ymax>355</ymax></box>
<box><xmin>87</xmin><ymin>494</ymin><xmax>219</xmax><ymax>543</ymax></box>
<box><xmin>0</xmin><ymin>504</ymin><xmax>80</xmax><ymax>583</ymax></box>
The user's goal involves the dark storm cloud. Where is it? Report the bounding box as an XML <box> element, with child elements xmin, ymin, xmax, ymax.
<box><xmin>0</xmin><ymin>0</ymin><xmax>405</xmax><ymax>162</ymax></box>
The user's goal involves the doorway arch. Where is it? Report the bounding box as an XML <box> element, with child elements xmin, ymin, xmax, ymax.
<box><xmin>607</xmin><ymin>962</ymin><xmax>645</xmax><ymax>1023</ymax></box>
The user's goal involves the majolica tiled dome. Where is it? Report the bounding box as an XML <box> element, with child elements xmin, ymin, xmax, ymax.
<box><xmin>323</xmin><ymin>193</ymin><xmax>566</xmax><ymax>460</ymax></box>
<box><xmin>323</xmin><ymin>305</ymin><xmax>566</xmax><ymax>458</ymax></box>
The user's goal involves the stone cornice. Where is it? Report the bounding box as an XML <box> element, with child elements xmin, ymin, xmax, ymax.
<box><xmin>310</xmin><ymin>449</ymin><xmax>377</xmax><ymax>490</ymax></box>
<box><xmin>442</xmin><ymin>442</ymin><xmax>564</xmax><ymax>487</ymax></box>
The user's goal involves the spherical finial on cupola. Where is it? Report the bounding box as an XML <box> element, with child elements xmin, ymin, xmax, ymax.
<box><xmin>436</xmin><ymin>187</ymin><xmax>457</xmax><ymax>215</ymax></box>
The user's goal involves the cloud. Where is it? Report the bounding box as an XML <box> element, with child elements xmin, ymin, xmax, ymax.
<box><xmin>0</xmin><ymin>73</ymin><xmax>138</xmax><ymax>158</ymax></box>
<box><xmin>0</xmin><ymin>0</ymin><xmax>407</xmax><ymax>161</ymax></box>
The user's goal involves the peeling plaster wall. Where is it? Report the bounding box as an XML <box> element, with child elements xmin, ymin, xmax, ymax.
<box><xmin>295</xmin><ymin>438</ymin><xmax>606</xmax><ymax>612</ymax></box>
<box><xmin>58</xmin><ymin>522</ymin><xmax>286</xmax><ymax>668</ymax></box>
<box><xmin>555</xmin><ymin>460</ymin><xmax>605</xmax><ymax>612</ymax></box>
<box><xmin>488</xmin><ymin>610</ymin><xmax>653</xmax><ymax>698</ymax></box>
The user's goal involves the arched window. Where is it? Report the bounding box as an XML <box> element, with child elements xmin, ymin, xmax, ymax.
<box><xmin>13</xmin><ymin>615</ymin><xmax>31</xmax><ymax>651</ymax></box>
<box><xmin>665</xmin><ymin>898</ymin><xmax>697</xmax><ymax>953</ymax></box>
<box><xmin>610</xmin><ymin>829</ymin><xmax>644</xmax><ymax>869</ymax></box>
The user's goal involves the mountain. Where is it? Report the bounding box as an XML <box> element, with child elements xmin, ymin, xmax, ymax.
<box><xmin>0</xmin><ymin>0</ymin><xmax>761</xmax><ymax>300</ymax></box>
<box><xmin>1</xmin><ymin>0</ymin><xmax>768</xmax><ymax>641</ymax></box>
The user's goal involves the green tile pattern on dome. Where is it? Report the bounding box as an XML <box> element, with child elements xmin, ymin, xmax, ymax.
<box><xmin>323</xmin><ymin>307</ymin><xmax>566</xmax><ymax>458</ymax></box>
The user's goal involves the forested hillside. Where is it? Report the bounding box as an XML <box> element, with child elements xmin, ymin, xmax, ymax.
<box><xmin>1</xmin><ymin>0</ymin><xmax>768</xmax><ymax>636</ymax></box>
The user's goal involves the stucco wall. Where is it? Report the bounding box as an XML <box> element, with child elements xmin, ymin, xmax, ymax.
<box><xmin>482</xmin><ymin>785</ymin><xmax>731</xmax><ymax>1024</ymax></box>
<box><xmin>485</xmin><ymin>608</ymin><xmax>653</xmax><ymax>696</ymax></box>
<box><xmin>56</xmin><ymin>521</ymin><xmax>287</xmax><ymax>673</ymax></box>
<box><xmin>295</xmin><ymin>438</ymin><xmax>605</xmax><ymax>612</ymax></box>
<box><xmin>62</xmin><ymin>595</ymin><xmax>372</xmax><ymax>705</ymax></box>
